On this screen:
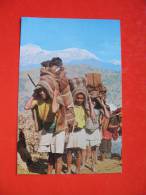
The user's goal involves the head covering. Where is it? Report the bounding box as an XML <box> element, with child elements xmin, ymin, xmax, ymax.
<box><xmin>34</xmin><ymin>80</ymin><xmax>53</xmax><ymax>98</ymax></box>
<box><xmin>72</xmin><ymin>87</ymin><xmax>89</xmax><ymax>111</ymax></box>
<box><xmin>34</xmin><ymin>80</ymin><xmax>64</xmax><ymax>105</ymax></box>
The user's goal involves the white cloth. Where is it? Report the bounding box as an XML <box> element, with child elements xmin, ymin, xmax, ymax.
<box><xmin>85</xmin><ymin>108</ymin><xmax>102</xmax><ymax>147</ymax></box>
<box><xmin>51</xmin><ymin>131</ymin><xmax>65</xmax><ymax>153</ymax></box>
<box><xmin>86</xmin><ymin>128</ymin><xmax>102</xmax><ymax>147</ymax></box>
<box><xmin>66</xmin><ymin>128</ymin><xmax>87</xmax><ymax>149</ymax></box>
<box><xmin>38</xmin><ymin>129</ymin><xmax>53</xmax><ymax>152</ymax></box>
<box><xmin>37</xmin><ymin>129</ymin><xmax>65</xmax><ymax>153</ymax></box>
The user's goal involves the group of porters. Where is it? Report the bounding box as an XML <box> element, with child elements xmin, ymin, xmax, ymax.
<box><xmin>25</xmin><ymin>57</ymin><xmax>122</xmax><ymax>174</ymax></box>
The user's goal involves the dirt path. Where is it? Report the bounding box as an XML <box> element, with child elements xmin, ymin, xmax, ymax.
<box><xmin>17</xmin><ymin>154</ymin><xmax>122</xmax><ymax>175</ymax></box>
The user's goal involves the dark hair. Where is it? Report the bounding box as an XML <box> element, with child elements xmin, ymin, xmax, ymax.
<box><xmin>41</xmin><ymin>60</ymin><xmax>50</xmax><ymax>67</ymax></box>
<box><xmin>33</xmin><ymin>87</ymin><xmax>49</xmax><ymax>100</ymax></box>
<box><xmin>49</xmin><ymin>57</ymin><xmax>63</xmax><ymax>67</ymax></box>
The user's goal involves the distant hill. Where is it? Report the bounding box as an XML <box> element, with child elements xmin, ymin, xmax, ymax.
<box><xmin>67</xmin><ymin>59</ymin><xmax>121</xmax><ymax>72</ymax></box>
<box><xmin>18</xmin><ymin>64</ymin><xmax>121</xmax><ymax>112</ymax></box>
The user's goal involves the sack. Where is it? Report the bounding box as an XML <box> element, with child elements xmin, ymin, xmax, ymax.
<box><xmin>69</xmin><ymin>77</ymin><xmax>86</xmax><ymax>91</ymax></box>
<box><xmin>85</xmin><ymin>117</ymin><xmax>98</xmax><ymax>134</ymax></box>
<box><xmin>85</xmin><ymin>73</ymin><xmax>107</xmax><ymax>99</ymax></box>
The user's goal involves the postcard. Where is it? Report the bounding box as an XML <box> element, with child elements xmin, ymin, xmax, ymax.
<box><xmin>17</xmin><ymin>17</ymin><xmax>122</xmax><ymax>174</ymax></box>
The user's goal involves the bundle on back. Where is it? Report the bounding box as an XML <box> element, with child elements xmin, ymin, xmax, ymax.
<box><xmin>85</xmin><ymin>72</ymin><xmax>107</xmax><ymax>99</ymax></box>
<box><xmin>85</xmin><ymin>72</ymin><xmax>101</xmax><ymax>90</ymax></box>
<box><xmin>69</xmin><ymin>77</ymin><xmax>86</xmax><ymax>91</ymax></box>
<box><xmin>31</xmin><ymin>58</ymin><xmax>75</xmax><ymax>132</ymax></box>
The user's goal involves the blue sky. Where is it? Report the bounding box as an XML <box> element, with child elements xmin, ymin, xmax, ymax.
<box><xmin>21</xmin><ymin>17</ymin><xmax>121</xmax><ymax>64</ymax></box>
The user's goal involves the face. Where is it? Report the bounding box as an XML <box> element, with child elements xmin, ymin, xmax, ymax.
<box><xmin>38</xmin><ymin>89</ymin><xmax>48</xmax><ymax>100</ymax></box>
<box><xmin>75</xmin><ymin>93</ymin><xmax>85</xmax><ymax>106</ymax></box>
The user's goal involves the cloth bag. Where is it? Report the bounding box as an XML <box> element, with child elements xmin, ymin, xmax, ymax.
<box><xmin>85</xmin><ymin>117</ymin><xmax>98</xmax><ymax>134</ymax></box>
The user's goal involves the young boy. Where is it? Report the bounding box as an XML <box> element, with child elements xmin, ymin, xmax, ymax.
<box><xmin>99</xmin><ymin>105</ymin><xmax>113</xmax><ymax>160</ymax></box>
<box><xmin>85</xmin><ymin>96</ymin><xmax>110</xmax><ymax>171</ymax></box>
<box><xmin>25</xmin><ymin>84</ymin><xmax>66</xmax><ymax>174</ymax></box>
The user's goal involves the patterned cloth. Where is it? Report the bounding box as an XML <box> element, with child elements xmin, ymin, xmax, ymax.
<box><xmin>69</xmin><ymin>77</ymin><xmax>86</xmax><ymax>91</ymax></box>
<box><xmin>39</xmin><ymin>67</ymin><xmax>75</xmax><ymax>131</ymax></box>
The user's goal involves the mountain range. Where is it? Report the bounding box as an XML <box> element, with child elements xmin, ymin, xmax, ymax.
<box><xmin>20</xmin><ymin>44</ymin><xmax>121</xmax><ymax>72</ymax></box>
<box><xmin>18</xmin><ymin>63</ymin><xmax>121</xmax><ymax>112</ymax></box>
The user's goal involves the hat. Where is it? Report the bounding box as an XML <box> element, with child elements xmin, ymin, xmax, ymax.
<box><xmin>34</xmin><ymin>81</ymin><xmax>64</xmax><ymax>105</ymax></box>
<box><xmin>34</xmin><ymin>81</ymin><xmax>53</xmax><ymax>97</ymax></box>
<box><xmin>72</xmin><ymin>87</ymin><xmax>89</xmax><ymax>111</ymax></box>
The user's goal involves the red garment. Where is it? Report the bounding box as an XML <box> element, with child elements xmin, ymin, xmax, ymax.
<box><xmin>112</xmin><ymin>129</ymin><xmax>119</xmax><ymax>140</ymax></box>
<box><xmin>102</xmin><ymin>129</ymin><xmax>112</xmax><ymax>140</ymax></box>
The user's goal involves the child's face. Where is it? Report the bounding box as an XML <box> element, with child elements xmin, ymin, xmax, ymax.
<box><xmin>75</xmin><ymin>93</ymin><xmax>85</xmax><ymax>106</ymax></box>
<box><xmin>38</xmin><ymin>89</ymin><xmax>48</xmax><ymax>100</ymax></box>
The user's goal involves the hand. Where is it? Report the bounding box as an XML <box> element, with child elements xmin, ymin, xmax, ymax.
<box><xmin>53</xmin><ymin>89</ymin><xmax>59</xmax><ymax>97</ymax></box>
<box><xmin>74</xmin><ymin>121</ymin><xmax>78</xmax><ymax>127</ymax></box>
<box><xmin>91</xmin><ymin>114</ymin><xmax>96</xmax><ymax>121</ymax></box>
<box><xmin>96</xmin><ymin>97</ymin><xmax>103</xmax><ymax>106</ymax></box>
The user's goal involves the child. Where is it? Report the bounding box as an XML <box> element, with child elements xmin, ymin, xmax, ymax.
<box><xmin>25</xmin><ymin>84</ymin><xmax>66</xmax><ymax>174</ymax></box>
<box><xmin>66</xmin><ymin>89</ymin><xmax>89</xmax><ymax>174</ymax></box>
<box><xmin>86</xmin><ymin>97</ymin><xmax>109</xmax><ymax>171</ymax></box>
<box><xmin>40</xmin><ymin>57</ymin><xmax>75</xmax><ymax>130</ymax></box>
<box><xmin>99</xmin><ymin>105</ymin><xmax>113</xmax><ymax>160</ymax></box>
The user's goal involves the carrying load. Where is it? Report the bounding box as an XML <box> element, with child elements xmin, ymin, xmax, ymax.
<box><xmin>85</xmin><ymin>72</ymin><xmax>107</xmax><ymax>100</ymax></box>
<box><xmin>69</xmin><ymin>77</ymin><xmax>89</xmax><ymax>111</ymax></box>
<box><xmin>40</xmin><ymin>58</ymin><xmax>74</xmax><ymax>107</ymax></box>
<box><xmin>69</xmin><ymin>76</ymin><xmax>99</xmax><ymax>134</ymax></box>
<box><xmin>30</xmin><ymin>57</ymin><xmax>75</xmax><ymax>133</ymax></box>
